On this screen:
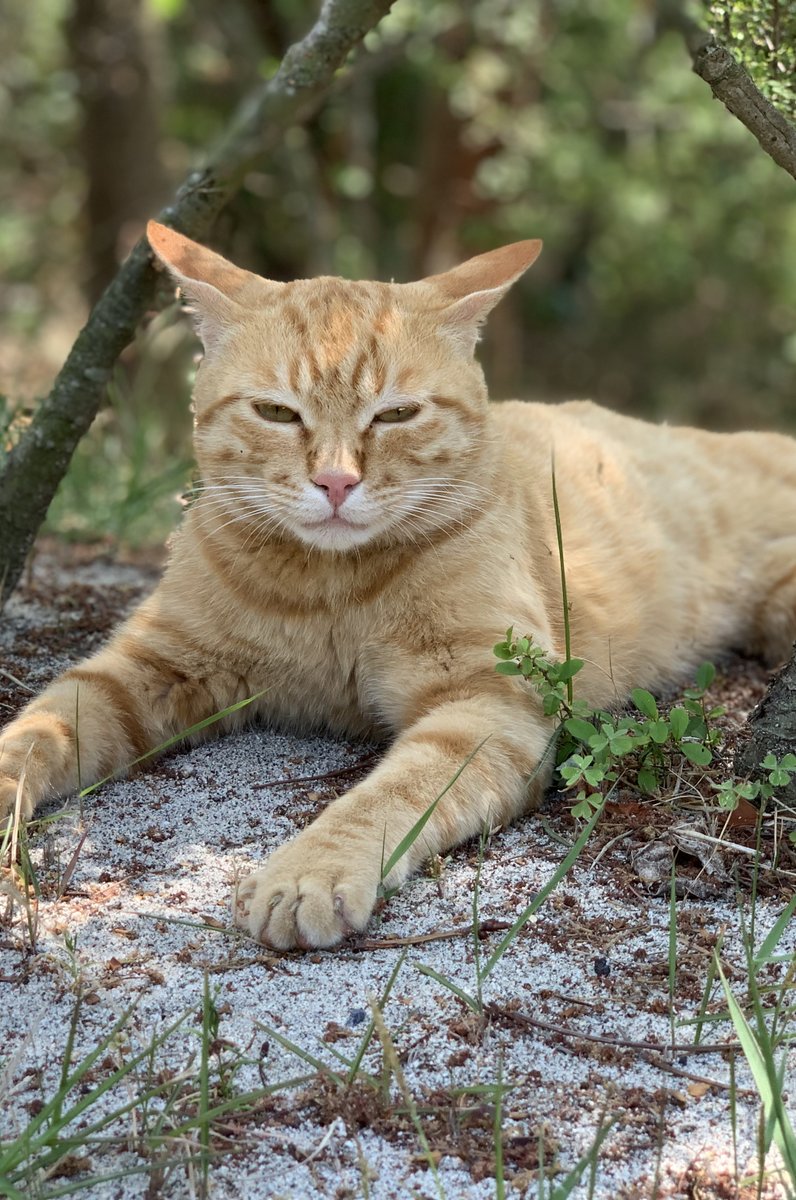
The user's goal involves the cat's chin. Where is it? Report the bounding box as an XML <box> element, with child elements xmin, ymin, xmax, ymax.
<box><xmin>292</xmin><ymin>515</ymin><xmax>381</xmax><ymax>553</ymax></box>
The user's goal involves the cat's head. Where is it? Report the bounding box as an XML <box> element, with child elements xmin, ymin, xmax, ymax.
<box><xmin>148</xmin><ymin>221</ymin><xmax>541</xmax><ymax>553</ymax></box>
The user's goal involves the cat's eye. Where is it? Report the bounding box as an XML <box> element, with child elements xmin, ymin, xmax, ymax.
<box><xmin>373</xmin><ymin>405</ymin><xmax>419</xmax><ymax>425</ymax></box>
<box><xmin>254</xmin><ymin>402</ymin><xmax>301</xmax><ymax>424</ymax></box>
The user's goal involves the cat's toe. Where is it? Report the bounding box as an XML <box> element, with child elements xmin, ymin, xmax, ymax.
<box><xmin>232</xmin><ymin>860</ymin><xmax>376</xmax><ymax>950</ymax></box>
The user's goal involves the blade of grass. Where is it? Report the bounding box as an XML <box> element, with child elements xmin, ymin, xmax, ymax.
<box><xmin>551</xmin><ymin>456</ymin><xmax>573</xmax><ymax>705</ymax></box>
<box><xmin>482</xmin><ymin>800</ymin><xmax>603</xmax><ymax>981</ymax></box>
<box><xmin>199</xmin><ymin>973</ymin><xmax>211</xmax><ymax>1197</ymax></box>
<box><xmin>79</xmin><ymin>689</ymin><xmax>270</xmax><ymax>798</ymax></box>
<box><xmin>0</xmin><ymin>1005</ymin><xmax>193</xmax><ymax>1178</ymax></box>
<box><xmin>691</xmin><ymin>928</ymin><xmax>725</xmax><ymax>1046</ymax></box>
<box><xmin>415</xmin><ymin>963</ymin><xmax>480</xmax><ymax>1014</ymax></box>
<box><xmin>368</xmin><ymin>998</ymin><xmax>445</xmax><ymax>1200</ymax></box>
<box><xmin>346</xmin><ymin>949</ymin><xmax>407</xmax><ymax>1087</ymax></box>
<box><xmin>254</xmin><ymin>1022</ymin><xmax>346</xmax><ymax>1087</ymax></box>
<box><xmin>550</xmin><ymin>1117</ymin><xmax>614</xmax><ymax>1199</ymax></box>
<box><xmin>380</xmin><ymin>738</ymin><xmax>489</xmax><ymax>884</ymax></box>
<box><xmin>716</xmin><ymin>958</ymin><xmax>796</xmax><ymax>1185</ymax></box>
<box><xmin>494</xmin><ymin>1055</ymin><xmax>505</xmax><ymax>1200</ymax></box>
<box><xmin>669</xmin><ymin>857</ymin><xmax>677</xmax><ymax>1051</ymax></box>
<box><xmin>754</xmin><ymin>893</ymin><xmax>796</xmax><ymax>968</ymax></box>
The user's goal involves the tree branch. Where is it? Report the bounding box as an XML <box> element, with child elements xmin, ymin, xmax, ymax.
<box><xmin>660</xmin><ymin>1</ymin><xmax>796</xmax><ymax>182</ymax></box>
<box><xmin>0</xmin><ymin>0</ymin><xmax>395</xmax><ymax>608</ymax></box>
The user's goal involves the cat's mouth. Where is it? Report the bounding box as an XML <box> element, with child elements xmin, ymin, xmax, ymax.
<box><xmin>294</xmin><ymin>510</ymin><xmax>381</xmax><ymax>551</ymax></box>
<box><xmin>306</xmin><ymin>514</ymin><xmax>362</xmax><ymax>529</ymax></box>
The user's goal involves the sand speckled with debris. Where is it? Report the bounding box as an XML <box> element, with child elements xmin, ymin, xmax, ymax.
<box><xmin>1</xmin><ymin>551</ymin><xmax>794</xmax><ymax>1199</ymax></box>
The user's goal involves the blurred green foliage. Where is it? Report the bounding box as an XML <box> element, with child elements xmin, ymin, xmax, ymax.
<box><xmin>709</xmin><ymin>0</ymin><xmax>796</xmax><ymax>117</ymax></box>
<box><xmin>0</xmin><ymin>0</ymin><xmax>794</xmax><ymax>544</ymax></box>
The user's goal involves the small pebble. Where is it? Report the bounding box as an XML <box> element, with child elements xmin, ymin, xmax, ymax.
<box><xmin>347</xmin><ymin>1008</ymin><xmax>367</xmax><ymax>1026</ymax></box>
<box><xmin>593</xmin><ymin>957</ymin><xmax>611</xmax><ymax>977</ymax></box>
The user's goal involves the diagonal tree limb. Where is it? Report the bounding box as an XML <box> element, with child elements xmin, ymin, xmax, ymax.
<box><xmin>0</xmin><ymin>0</ymin><xmax>395</xmax><ymax>609</ymax></box>
<box><xmin>659</xmin><ymin>1</ymin><xmax>796</xmax><ymax>182</ymax></box>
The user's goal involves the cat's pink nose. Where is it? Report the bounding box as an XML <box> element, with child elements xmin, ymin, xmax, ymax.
<box><xmin>312</xmin><ymin>469</ymin><xmax>360</xmax><ymax>511</ymax></box>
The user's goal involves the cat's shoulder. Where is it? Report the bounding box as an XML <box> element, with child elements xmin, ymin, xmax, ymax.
<box><xmin>488</xmin><ymin>397</ymin><xmax>625</xmax><ymax>438</ymax></box>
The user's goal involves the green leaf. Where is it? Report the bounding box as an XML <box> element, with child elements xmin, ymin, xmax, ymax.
<box><xmin>493</xmin><ymin>642</ymin><xmax>514</xmax><ymax>660</ymax></box>
<box><xmin>681</xmin><ymin>742</ymin><xmax>712</xmax><ymax>766</ymax></box>
<box><xmin>649</xmin><ymin>720</ymin><xmax>670</xmax><ymax>745</ymax></box>
<box><xmin>609</xmin><ymin>734</ymin><xmax>635</xmax><ymax>756</ymax></box>
<box><xmin>762</xmin><ymin>752</ymin><xmax>778</xmax><ymax>769</ymax></box>
<box><xmin>149</xmin><ymin>0</ymin><xmax>185</xmax><ymax>18</ymax></box>
<box><xmin>781</xmin><ymin>754</ymin><xmax>796</xmax><ymax>770</ymax></box>
<box><xmin>637</xmin><ymin>767</ymin><xmax>658</xmax><ymax>795</ymax></box>
<box><xmin>695</xmin><ymin>662</ymin><xmax>716</xmax><ymax>691</ymax></box>
<box><xmin>668</xmin><ymin>707</ymin><xmax>689</xmax><ymax>740</ymax></box>
<box><xmin>557</xmin><ymin>658</ymin><xmax>584</xmax><ymax>682</ymax></box>
<box><xmin>564</xmin><ymin>717</ymin><xmax>598</xmax><ymax>742</ymax></box>
<box><xmin>542</xmin><ymin>693</ymin><xmax>561</xmax><ymax>717</ymax></box>
<box><xmin>716</xmin><ymin>962</ymin><xmax>796</xmax><ymax>1181</ymax></box>
<box><xmin>631</xmin><ymin>688</ymin><xmax>658</xmax><ymax>719</ymax></box>
<box><xmin>495</xmin><ymin>660</ymin><xmax>522</xmax><ymax>676</ymax></box>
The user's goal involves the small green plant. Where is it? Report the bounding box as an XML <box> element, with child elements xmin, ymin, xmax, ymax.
<box><xmin>713</xmin><ymin>753</ymin><xmax>796</xmax><ymax>813</ymax></box>
<box><xmin>494</xmin><ymin>631</ymin><xmax>726</xmax><ymax>818</ymax></box>
<box><xmin>494</xmin><ymin>635</ymin><xmax>796</xmax><ymax>838</ymax></box>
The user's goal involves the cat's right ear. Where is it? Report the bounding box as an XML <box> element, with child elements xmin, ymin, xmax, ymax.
<box><xmin>147</xmin><ymin>222</ymin><xmax>279</xmax><ymax>351</ymax></box>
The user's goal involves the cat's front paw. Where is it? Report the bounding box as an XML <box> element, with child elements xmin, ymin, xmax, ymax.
<box><xmin>0</xmin><ymin>776</ymin><xmax>21</xmax><ymax>824</ymax></box>
<box><xmin>233</xmin><ymin>838</ymin><xmax>379</xmax><ymax>950</ymax></box>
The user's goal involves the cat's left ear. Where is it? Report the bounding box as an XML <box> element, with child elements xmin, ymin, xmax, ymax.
<box><xmin>422</xmin><ymin>240</ymin><xmax>542</xmax><ymax>354</ymax></box>
<box><xmin>147</xmin><ymin>221</ymin><xmax>281</xmax><ymax>352</ymax></box>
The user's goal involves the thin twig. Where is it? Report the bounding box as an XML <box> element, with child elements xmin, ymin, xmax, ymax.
<box><xmin>485</xmin><ymin>1002</ymin><xmax>738</xmax><ymax>1055</ymax></box>
<box><xmin>257</xmin><ymin>753</ymin><xmax>381</xmax><ymax>790</ymax></box>
<box><xmin>639</xmin><ymin>1051</ymin><xmax>755</xmax><ymax>1097</ymax></box>
<box><xmin>351</xmin><ymin>918</ymin><xmax>512</xmax><ymax>952</ymax></box>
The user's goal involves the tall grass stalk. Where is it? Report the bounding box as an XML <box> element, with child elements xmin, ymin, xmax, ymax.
<box><xmin>550</xmin><ymin>457</ymin><xmax>573</xmax><ymax>705</ymax></box>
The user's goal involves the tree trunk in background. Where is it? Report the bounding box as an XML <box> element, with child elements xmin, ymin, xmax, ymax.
<box><xmin>736</xmin><ymin>653</ymin><xmax>796</xmax><ymax>802</ymax></box>
<box><xmin>0</xmin><ymin>0</ymin><xmax>396</xmax><ymax>611</ymax></box>
<box><xmin>66</xmin><ymin>0</ymin><xmax>166</xmax><ymax>304</ymax></box>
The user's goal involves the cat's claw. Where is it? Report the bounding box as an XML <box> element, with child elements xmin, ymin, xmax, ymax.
<box><xmin>233</xmin><ymin>846</ymin><xmax>378</xmax><ymax>950</ymax></box>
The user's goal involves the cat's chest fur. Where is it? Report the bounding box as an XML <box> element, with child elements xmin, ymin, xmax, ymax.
<box><xmin>164</xmin><ymin>526</ymin><xmax>509</xmax><ymax>739</ymax></box>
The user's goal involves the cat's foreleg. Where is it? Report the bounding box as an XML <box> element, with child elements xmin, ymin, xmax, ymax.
<box><xmin>0</xmin><ymin>602</ymin><xmax>251</xmax><ymax>821</ymax></box>
<box><xmin>234</xmin><ymin>694</ymin><xmax>554</xmax><ymax>949</ymax></box>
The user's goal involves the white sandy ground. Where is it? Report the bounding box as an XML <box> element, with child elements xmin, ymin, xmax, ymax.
<box><xmin>1</xmin><ymin>552</ymin><xmax>795</xmax><ymax>1199</ymax></box>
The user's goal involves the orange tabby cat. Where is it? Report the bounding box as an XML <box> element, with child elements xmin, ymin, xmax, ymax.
<box><xmin>1</xmin><ymin>223</ymin><xmax>795</xmax><ymax>949</ymax></box>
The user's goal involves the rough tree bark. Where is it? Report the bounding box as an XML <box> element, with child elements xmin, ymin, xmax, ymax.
<box><xmin>659</xmin><ymin>1</ymin><xmax>796</xmax><ymax>183</ymax></box>
<box><xmin>736</xmin><ymin>659</ymin><xmax>796</xmax><ymax>802</ymax></box>
<box><xmin>0</xmin><ymin>0</ymin><xmax>394</xmax><ymax>610</ymax></box>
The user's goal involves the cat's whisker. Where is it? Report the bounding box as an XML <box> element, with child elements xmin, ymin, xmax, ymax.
<box><xmin>200</xmin><ymin>501</ymin><xmax>287</xmax><ymax>538</ymax></box>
